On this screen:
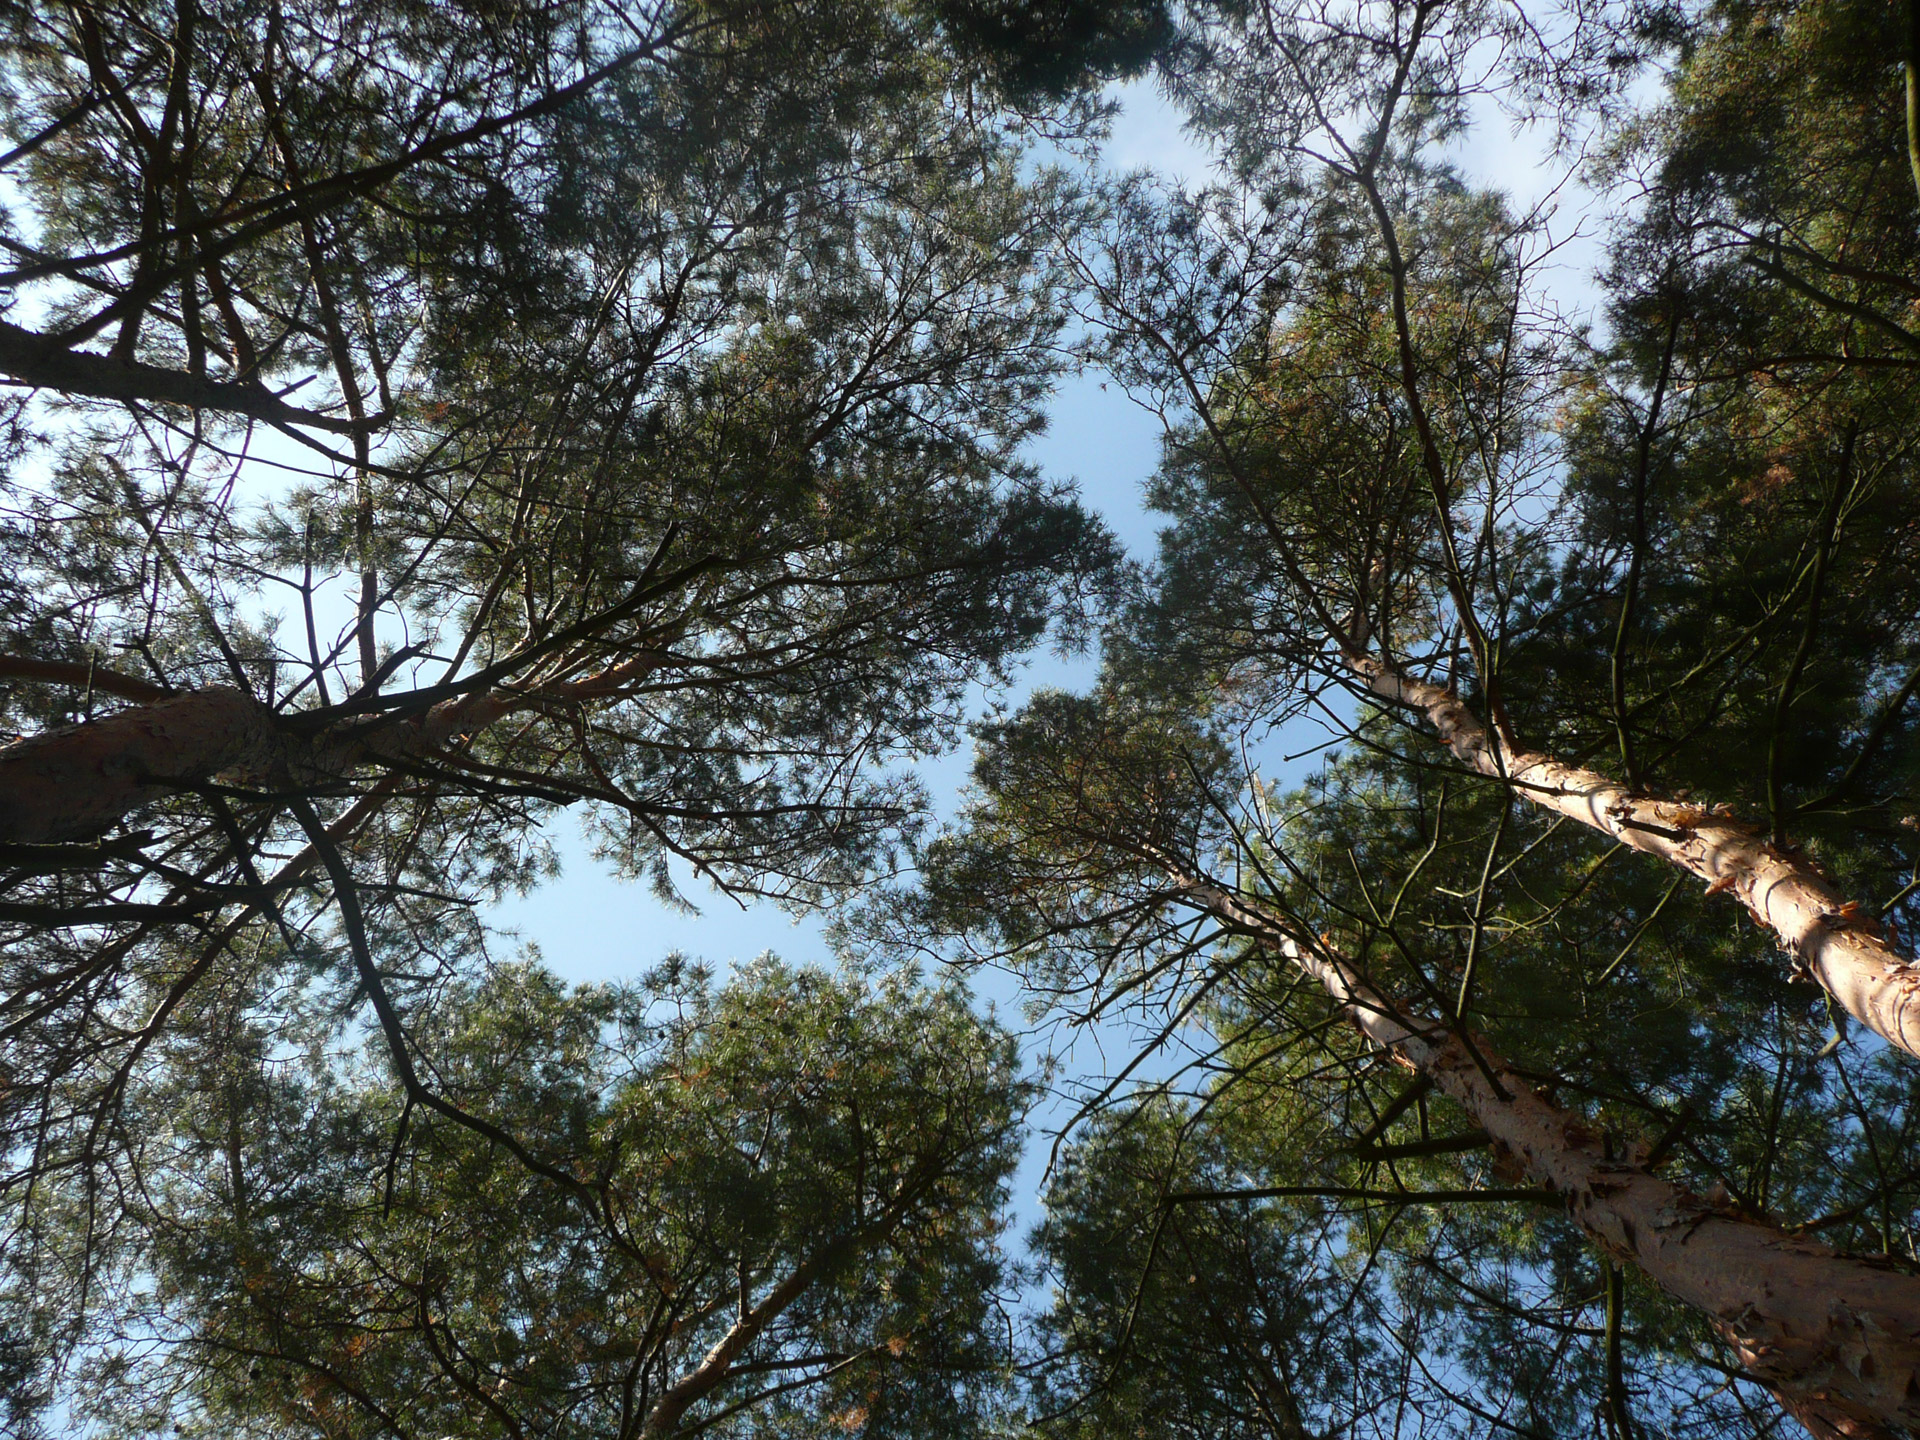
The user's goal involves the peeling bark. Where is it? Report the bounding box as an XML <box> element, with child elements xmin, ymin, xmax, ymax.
<box><xmin>1350</xmin><ymin>653</ymin><xmax>1920</xmax><ymax>1061</ymax></box>
<box><xmin>1181</xmin><ymin>875</ymin><xmax>1920</xmax><ymax>1440</ymax></box>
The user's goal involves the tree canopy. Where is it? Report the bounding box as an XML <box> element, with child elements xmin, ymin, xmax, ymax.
<box><xmin>0</xmin><ymin>0</ymin><xmax>1109</xmax><ymax>1313</ymax></box>
<box><xmin>57</xmin><ymin>958</ymin><xmax>1028</xmax><ymax>1440</ymax></box>
<box><xmin>8</xmin><ymin>0</ymin><xmax>1920</xmax><ymax>1438</ymax></box>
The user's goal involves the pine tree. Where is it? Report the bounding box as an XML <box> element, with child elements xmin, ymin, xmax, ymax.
<box><xmin>58</xmin><ymin>958</ymin><xmax>1031</xmax><ymax>1440</ymax></box>
<box><xmin>0</xmin><ymin>1</ymin><xmax>1131</xmax><ymax>1421</ymax></box>
<box><xmin>921</xmin><ymin>689</ymin><xmax>1920</xmax><ymax>1435</ymax></box>
<box><xmin>1071</xmin><ymin>0</ymin><xmax>1920</xmax><ymax>1056</ymax></box>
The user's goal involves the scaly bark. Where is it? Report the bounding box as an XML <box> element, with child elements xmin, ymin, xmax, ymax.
<box><xmin>1334</xmin><ymin>72</ymin><xmax>1920</xmax><ymax>1059</ymax></box>
<box><xmin>1350</xmin><ymin>653</ymin><xmax>1920</xmax><ymax>1061</ymax></box>
<box><xmin>1179</xmin><ymin>874</ymin><xmax>1920</xmax><ymax>1440</ymax></box>
<box><xmin>0</xmin><ymin>686</ymin><xmax>277</xmax><ymax>843</ymax></box>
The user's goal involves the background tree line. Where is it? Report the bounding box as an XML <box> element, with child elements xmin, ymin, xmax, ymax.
<box><xmin>4</xmin><ymin>0</ymin><xmax>1920</xmax><ymax>1437</ymax></box>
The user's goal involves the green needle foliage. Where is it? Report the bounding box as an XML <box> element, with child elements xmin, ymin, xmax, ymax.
<box><xmin>0</xmin><ymin>0</ymin><xmax>1114</xmax><ymax>1378</ymax></box>
<box><xmin>55</xmin><ymin>958</ymin><xmax>1029</xmax><ymax>1440</ymax></box>
<box><xmin>918</xmin><ymin>680</ymin><xmax>1920</xmax><ymax>1433</ymax></box>
<box><xmin>1031</xmin><ymin>1100</ymin><xmax>1386</xmax><ymax>1440</ymax></box>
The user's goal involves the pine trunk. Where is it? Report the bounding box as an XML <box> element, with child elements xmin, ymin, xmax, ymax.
<box><xmin>0</xmin><ymin>650</ymin><xmax>668</xmax><ymax>844</ymax></box>
<box><xmin>1180</xmin><ymin>873</ymin><xmax>1920</xmax><ymax>1440</ymax></box>
<box><xmin>1350</xmin><ymin>653</ymin><xmax>1920</xmax><ymax>1060</ymax></box>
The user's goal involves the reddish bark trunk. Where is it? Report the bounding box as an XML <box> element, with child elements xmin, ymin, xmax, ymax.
<box><xmin>1182</xmin><ymin>876</ymin><xmax>1920</xmax><ymax>1439</ymax></box>
<box><xmin>0</xmin><ymin>687</ymin><xmax>277</xmax><ymax>843</ymax></box>
<box><xmin>636</xmin><ymin>1195</ymin><xmax>916</xmax><ymax>1440</ymax></box>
